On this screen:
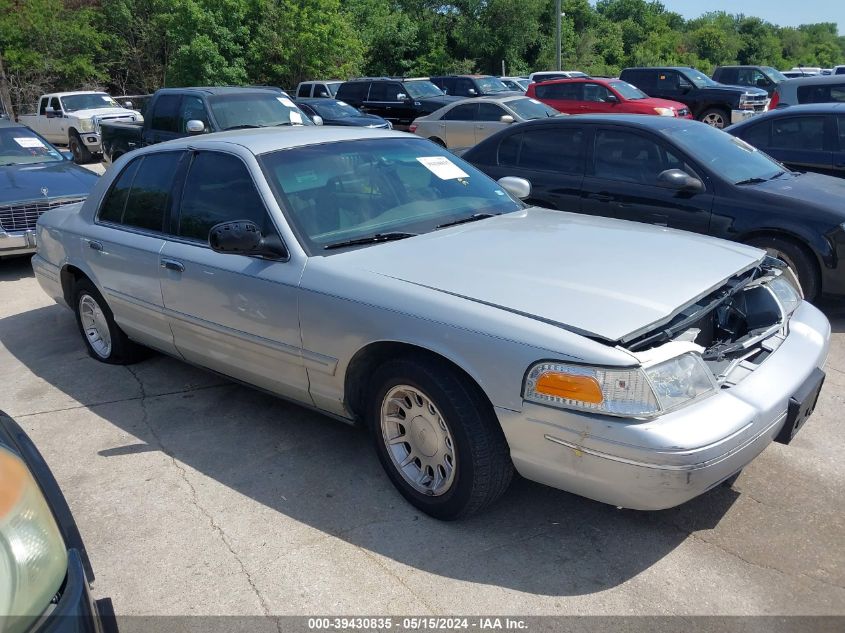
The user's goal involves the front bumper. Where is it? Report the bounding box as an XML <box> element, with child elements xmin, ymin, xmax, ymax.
<box><xmin>80</xmin><ymin>133</ymin><xmax>102</xmax><ymax>153</ymax></box>
<box><xmin>496</xmin><ymin>301</ymin><xmax>830</xmax><ymax>510</ymax></box>
<box><xmin>34</xmin><ymin>549</ymin><xmax>107</xmax><ymax>633</ymax></box>
<box><xmin>0</xmin><ymin>230</ymin><xmax>37</xmax><ymax>256</ymax></box>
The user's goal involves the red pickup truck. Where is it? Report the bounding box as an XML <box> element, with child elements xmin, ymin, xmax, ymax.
<box><xmin>527</xmin><ymin>77</ymin><xmax>692</xmax><ymax>118</ymax></box>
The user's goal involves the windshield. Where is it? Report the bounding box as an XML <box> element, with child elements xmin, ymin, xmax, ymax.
<box><xmin>260</xmin><ymin>137</ymin><xmax>521</xmax><ymax>252</ymax></box>
<box><xmin>60</xmin><ymin>93</ymin><xmax>121</xmax><ymax>112</ymax></box>
<box><xmin>684</xmin><ymin>69</ymin><xmax>720</xmax><ymax>88</ymax></box>
<box><xmin>403</xmin><ymin>81</ymin><xmax>445</xmax><ymax>99</ymax></box>
<box><xmin>326</xmin><ymin>82</ymin><xmax>341</xmax><ymax>96</ymax></box>
<box><xmin>0</xmin><ymin>128</ymin><xmax>63</xmax><ymax>165</ymax></box>
<box><xmin>310</xmin><ymin>100</ymin><xmax>361</xmax><ymax>119</ymax></box>
<box><xmin>610</xmin><ymin>81</ymin><xmax>647</xmax><ymax>100</ymax></box>
<box><xmin>761</xmin><ymin>67</ymin><xmax>788</xmax><ymax>83</ymax></box>
<box><xmin>208</xmin><ymin>93</ymin><xmax>312</xmax><ymax>129</ymax></box>
<box><xmin>663</xmin><ymin>122</ymin><xmax>784</xmax><ymax>184</ymax></box>
<box><xmin>506</xmin><ymin>97</ymin><xmax>559</xmax><ymax>120</ymax></box>
<box><xmin>476</xmin><ymin>77</ymin><xmax>511</xmax><ymax>94</ymax></box>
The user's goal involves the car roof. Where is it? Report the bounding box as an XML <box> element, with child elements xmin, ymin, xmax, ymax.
<box><xmin>42</xmin><ymin>91</ymin><xmax>110</xmax><ymax>98</ymax></box>
<box><xmin>729</xmin><ymin>102</ymin><xmax>845</xmax><ymax>127</ymax></box>
<box><xmin>781</xmin><ymin>75</ymin><xmax>845</xmax><ymax>86</ymax></box>
<box><xmin>493</xmin><ymin>114</ymin><xmax>700</xmax><ymax>132</ymax></box>
<box><xmin>151</xmin><ymin>126</ymin><xmax>407</xmax><ymax>156</ymax></box>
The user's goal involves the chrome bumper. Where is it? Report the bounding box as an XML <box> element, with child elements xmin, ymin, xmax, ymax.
<box><xmin>81</xmin><ymin>132</ymin><xmax>102</xmax><ymax>152</ymax></box>
<box><xmin>496</xmin><ymin>301</ymin><xmax>830</xmax><ymax>510</ymax></box>
<box><xmin>32</xmin><ymin>254</ymin><xmax>66</xmax><ymax>306</ymax></box>
<box><xmin>731</xmin><ymin>108</ymin><xmax>765</xmax><ymax>124</ymax></box>
<box><xmin>0</xmin><ymin>230</ymin><xmax>37</xmax><ymax>256</ymax></box>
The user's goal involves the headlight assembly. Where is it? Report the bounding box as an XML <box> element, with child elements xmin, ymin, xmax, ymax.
<box><xmin>0</xmin><ymin>446</ymin><xmax>67</xmax><ymax>633</ymax></box>
<box><xmin>524</xmin><ymin>354</ymin><xmax>716</xmax><ymax>418</ymax></box>
<box><xmin>767</xmin><ymin>272</ymin><xmax>802</xmax><ymax>315</ymax></box>
<box><xmin>77</xmin><ymin>119</ymin><xmax>94</xmax><ymax>133</ymax></box>
<box><xmin>653</xmin><ymin>107</ymin><xmax>676</xmax><ymax>117</ymax></box>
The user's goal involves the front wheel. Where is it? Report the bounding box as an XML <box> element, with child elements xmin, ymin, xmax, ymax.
<box><xmin>698</xmin><ymin>108</ymin><xmax>730</xmax><ymax>129</ymax></box>
<box><xmin>368</xmin><ymin>357</ymin><xmax>513</xmax><ymax>520</ymax></box>
<box><xmin>746</xmin><ymin>236</ymin><xmax>820</xmax><ymax>301</ymax></box>
<box><xmin>73</xmin><ymin>279</ymin><xmax>145</xmax><ymax>364</ymax></box>
<box><xmin>69</xmin><ymin>132</ymin><xmax>93</xmax><ymax>164</ymax></box>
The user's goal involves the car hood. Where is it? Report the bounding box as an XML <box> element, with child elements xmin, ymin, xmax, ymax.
<box><xmin>328</xmin><ymin>115</ymin><xmax>388</xmax><ymax>127</ymax></box>
<box><xmin>67</xmin><ymin>107</ymin><xmax>138</xmax><ymax>119</ymax></box>
<box><xmin>332</xmin><ymin>208</ymin><xmax>765</xmax><ymax>341</ymax></box>
<box><xmin>418</xmin><ymin>95</ymin><xmax>463</xmax><ymax>107</ymax></box>
<box><xmin>699</xmin><ymin>85</ymin><xmax>768</xmax><ymax>97</ymax></box>
<box><xmin>751</xmin><ymin>172</ymin><xmax>845</xmax><ymax>219</ymax></box>
<box><xmin>639</xmin><ymin>97</ymin><xmax>690</xmax><ymax>110</ymax></box>
<box><xmin>0</xmin><ymin>161</ymin><xmax>99</xmax><ymax>204</ymax></box>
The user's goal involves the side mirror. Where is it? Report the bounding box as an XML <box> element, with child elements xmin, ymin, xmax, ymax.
<box><xmin>317</xmin><ymin>91</ymin><xmax>328</xmax><ymax>98</ymax></box>
<box><xmin>498</xmin><ymin>176</ymin><xmax>531</xmax><ymax>200</ymax></box>
<box><xmin>396</xmin><ymin>93</ymin><xmax>407</xmax><ymax>101</ymax></box>
<box><xmin>60</xmin><ymin>149</ymin><xmax>73</xmax><ymax>161</ymax></box>
<box><xmin>657</xmin><ymin>169</ymin><xmax>704</xmax><ymax>192</ymax></box>
<box><xmin>123</xmin><ymin>100</ymin><xmax>133</xmax><ymax>109</ymax></box>
<box><xmin>186</xmin><ymin>119</ymin><xmax>205</xmax><ymax>134</ymax></box>
<box><xmin>467</xmin><ymin>88</ymin><xmax>477</xmax><ymax>96</ymax></box>
<box><xmin>312</xmin><ymin>115</ymin><xmax>324</xmax><ymax>126</ymax></box>
<box><xmin>499</xmin><ymin>114</ymin><xmax>515</xmax><ymax>124</ymax></box>
<box><xmin>605</xmin><ymin>94</ymin><xmax>619</xmax><ymax>103</ymax></box>
<box><xmin>45</xmin><ymin>107</ymin><xmax>57</xmax><ymax>119</ymax></box>
<box><xmin>208</xmin><ymin>220</ymin><xmax>287</xmax><ymax>259</ymax></box>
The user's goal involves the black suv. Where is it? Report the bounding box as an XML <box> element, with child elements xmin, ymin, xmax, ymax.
<box><xmin>335</xmin><ymin>78</ymin><xmax>460</xmax><ymax>126</ymax></box>
<box><xmin>712</xmin><ymin>65</ymin><xmax>788</xmax><ymax>97</ymax></box>
<box><xmin>429</xmin><ymin>75</ymin><xmax>520</xmax><ymax>98</ymax></box>
<box><xmin>619</xmin><ymin>66</ymin><xmax>769</xmax><ymax>129</ymax></box>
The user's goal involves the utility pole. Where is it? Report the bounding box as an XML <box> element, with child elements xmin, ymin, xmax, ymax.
<box><xmin>555</xmin><ymin>0</ymin><xmax>562</xmax><ymax>71</ymax></box>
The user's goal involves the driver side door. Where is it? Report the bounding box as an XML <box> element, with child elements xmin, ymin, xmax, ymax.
<box><xmin>159</xmin><ymin>149</ymin><xmax>310</xmax><ymax>404</ymax></box>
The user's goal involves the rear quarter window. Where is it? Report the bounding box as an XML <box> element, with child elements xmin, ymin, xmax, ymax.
<box><xmin>797</xmin><ymin>83</ymin><xmax>845</xmax><ymax>104</ymax></box>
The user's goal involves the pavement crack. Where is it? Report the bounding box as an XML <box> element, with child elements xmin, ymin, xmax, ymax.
<box><xmin>122</xmin><ymin>367</ymin><xmax>281</xmax><ymax>626</ymax></box>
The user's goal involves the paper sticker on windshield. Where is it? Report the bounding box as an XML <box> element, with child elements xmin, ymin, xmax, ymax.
<box><xmin>417</xmin><ymin>156</ymin><xmax>469</xmax><ymax>180</ymax></box>
<box><xmin>102</xmin><ymin>96</ymin><xmax>112</xmax><ymax>102</ymax></box>
<box><xmin>277</xmin><ymin>97</ymin><xmax>295</xmax><ymax>108</ymax></box>
<box><xmin>290</xmin><ymin>111</ymin><xmax>303</xmax><ymax>124</ymax></box>
<box><xmin>14</xmin><ymin>137</ymin><xmax>45</xmax><ymax>148</ymax></box>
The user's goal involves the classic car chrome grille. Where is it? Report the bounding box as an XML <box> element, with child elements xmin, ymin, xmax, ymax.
<box><xmin>0</xmin><ymin>197</ymin><xmax>86</xmax><ymax>233</ymax></box>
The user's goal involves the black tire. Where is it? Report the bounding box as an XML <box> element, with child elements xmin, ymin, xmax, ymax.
<box><xmin>69</xmin><ymin>132</ymin><xmax>93</xmax><ymax>164</ymax></box>
<box><xmin>367</xmin><ymin>357</ymin><xmax>513</xmax><ymax>520</ymax></box>
<box><xmin>73</xmin><ymin>279</ymin><xmax>145</xmax><ymax>364</ymax></box>
<box><xmin>746</xmin><ymin>235</ymin><xmax>820</xmax><ymax>301</ymax></box>
<box><xmin>698</xmin><ymin>108</ymin><xmax>730</xmax><ymax>129</ymax></box>
<box><xmin>428</xmin><ymin>136</ymin><xmax>446</xmax><ymax>147</ymax></box>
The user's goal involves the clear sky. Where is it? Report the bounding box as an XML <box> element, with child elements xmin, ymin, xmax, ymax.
<box><xmin>659</xmin><ymin>0</ymin><xmax>845</xmax><ymax>33</ymax></box>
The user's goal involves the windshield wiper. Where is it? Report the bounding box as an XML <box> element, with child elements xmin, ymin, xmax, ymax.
<box><xmin>222</xmin><ymin>124</ymin><xmax>261</xmax><ymax>131</ymax></box>
<box><xmin>323</xmin><ymin>232</ymin><xmax>417</xmax><ymax>250</ymax></box>
<box><xmin>769</xmin><ymin>170</ymin><xmax>788</xmax><ymax>180</ymax></box>
<box><xmin>735</xmin><ymin>177</ymin><xmax>767</xmax><ymax>186</ymax></box>
<box><xmin>436</xmin><ymin>213</ymin><xmax>497</xmax><ymax>229</ymax></box>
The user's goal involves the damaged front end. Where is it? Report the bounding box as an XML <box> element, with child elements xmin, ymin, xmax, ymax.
<box><xmin>624</xmin><ymin>257</ymin><xmax>803</xmax><ymax>389</ymax></box>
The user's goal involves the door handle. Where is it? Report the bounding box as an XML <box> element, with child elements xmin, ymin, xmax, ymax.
<box><xmin>160</xmin><ymin>258</ymin><xmax>185</xmax><ymax>272</ymax></box>
<box><xmin>88</xmin><ymin>240</ymin><xmax>103</xmax><ymax>251</ymax></box>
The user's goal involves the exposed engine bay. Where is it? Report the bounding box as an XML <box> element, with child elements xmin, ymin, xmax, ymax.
<box><xmin>624</xmin><ymin>257</ymin><xmax>801</xmax><ymax>387</ymax></box>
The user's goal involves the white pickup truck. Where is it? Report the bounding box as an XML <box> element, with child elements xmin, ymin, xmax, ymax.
<box><xmin>18</xmin><ymin>91</ymin><xmax>142</xmax><ymax>163</ymax></box>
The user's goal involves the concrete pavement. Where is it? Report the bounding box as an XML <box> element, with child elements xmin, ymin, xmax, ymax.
<box><xmin>1</xmin><ymin>255</ymin><xmax>843</xmax><ymax>615</ymax></box>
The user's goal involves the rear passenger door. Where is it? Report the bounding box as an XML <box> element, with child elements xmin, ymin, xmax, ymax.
<box><xmin>582</xmin><ymin>127</ymin><xmax>713</xmax><ymax>233</ymax></box>
<box><xmin>767</xmin><ymin>115</ymin><xmax>835</xmax><ymax>175</ymax></box>
<box><xmin>158</xmin><ymin>150</ymin><xmax>310</xmax><ymax>403</ymax></box>
<box><xmin>83</xmin><ymin>151</ymin><xmax>186</xmax><ymax>355</ymax></box>
<box><xmin>474</xmin><ymin>103</ymin><xmax>511</xmax><ymax>142</ymax></box>
<box><xmin>441</xmin><ymin>103</ymin><xmax>479</xmax><ymax>148</ymax></box>
<box><xmin>533</xmin><ymin>82</ymin><xmax>583</xmax><ymax>114</ymax></box>
<box><xmin>484</xmin><ymin>125</ymin><xmax>587</xmax><ymax>211</ymax></box>
<box><xmin>144</xmin><ymin>94</ymin><xmax>183</xmax><ymax>145</ymax></box>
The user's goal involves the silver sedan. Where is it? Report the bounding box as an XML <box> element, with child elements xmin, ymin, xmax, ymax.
<box><xmin>410</xmin><ymin>95</ymin><xmax>562</xmax><ymax>148</ymax></box>
<box><xmin>32</xmin><ymin>127</ymin><xmax>830</xmax><ymax>519</ymax></box>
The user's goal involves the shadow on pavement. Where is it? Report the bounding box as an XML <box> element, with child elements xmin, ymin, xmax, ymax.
<box><xmin>0</xmin><ymin>256</ymin><xmax>34</xmax><ymax>281</ymax></box>
<box><xmin>1</xmin><ymin>303</ymin><xmax>743</xmax><ymax>597</ymax></box>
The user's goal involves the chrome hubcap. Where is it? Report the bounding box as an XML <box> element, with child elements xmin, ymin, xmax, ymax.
<box><xmin>79</xmin><ymin>294</ymin><xmax>112</xmax><ymax>358</ymax></box>
<box><xmin>702</xmin><ymin>113</ymin><xmax>725</xmax><ymax>128</ymax></box>
<box><xmin>380</xmin><ymin>385</ymin><xmax>456</xmax><ymax>496</ymax></box>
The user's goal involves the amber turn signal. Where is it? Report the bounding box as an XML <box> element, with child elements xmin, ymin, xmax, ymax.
<box><xmin>534</xmin><ymin>372</ymin><xmax>604</xmax><ymax>404</ymax></box>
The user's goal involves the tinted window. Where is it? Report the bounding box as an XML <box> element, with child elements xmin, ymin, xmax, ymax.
<box><xmin>443</xmin><ymin>104</ymin><xmax>478</xmax><ymax>121</ymax></box>
<box><xmin>506</xmin><ymin>98</ymin><xmax>559</xmax><ymax>120</ymax></box>
<box><xmin>583</xmin><ymin>83</ymin><xmax>613</xmax><ymax>102</ymax></box>
<box><xmin>39</xmin><ymin>98</ymin><xmax>47</xmax><ymax>115</ymax></box>
<box><xmin>454</xmin><ymin>79</ymin><xmax>476</xmax><ymax>97</ymax></box>
<box><xmin>178</xmin><ymin>152</ymin><xmax>271</xmax><ymax>242</ymax></box>
<box><xmin>98</xmin><ymin>158</ymin><xmax>142</xmax><ymax>224</ymax></box>
<box><xmin>151</xmin><ymin>94</ymin><xmax>180</xmax><ymax>132</ymax></box>
<box><xmin>740</xmin><ymin>121</ymin><xmax>770</xmax><ymax>148</ymax></box>
<box><xmin>497</xmin><ymin>134</ymin><xmax>522</xmax><ymax>166</ymax></box>
<box><xmin>797</xmin><ymin>83</ymin><xmax>845</xmax><ymax>104</ymax></box>
<box><xmin>121</xmin><ymin>152</ymin><xmax>182</xmax><ymax>231</ymax></box>
<box><xmin>177</xmin><ymin>96</ymin><xmax>209</xmax><ymax>134</ymax></box>
<box><xmin>367</xmin><ymin>82</ymin><xmax>389</xmax><ymax>101</ymax></box>
<box><xmin>838</xmin><ymin>116</ymin><xmax>845</xmax><ymax>147</ymax></box>
<box><xmin>535</xmin><ymin>83</ymin><xmax>582</xmax><ymax>100</ymax></box>
<box><xmin>593</xmin><ymin>129</ymin><xmax>684</xmax><ymax>184</ymax></box>
<box><xmin>50</xmin><ymin>97</ymin><xmax>61</xmax><ymax>112</ymax></box>
<box><xmin>297</xmin><ymin>84</ymin><xmax>312</xmax><ymax>98</ymax></box>
<box><xmin>718</xmin><ymin>68</ymin><xmax>738</xmax><ymax>84</ymax></box>
<box><xmin>771</xmin><ymin>116</ymin><xmax>826</xmax><ymax>151</ymax></box>
<box><xmin>519</xmin><ymin>128</ymin><xmax>585</xmax><ymax>173</ymax></box>
<box><xmin>656</xmin><ymin>71</ymin><xmax>685</xmax><ymax>92</ymax></box>
<box><xmin>477</xmin><ymin>103</ymin><xmax>506</xmax><ymax>121</ymax></box>
<box><xmin>622</xmin><ymin>70</ymin><xmax>656</xmax><ymax>93</ymax></box>
<box><xmin>337</xmin><ymin>82</ymin><xmax>368</xmax><ymax>103</ymax></box>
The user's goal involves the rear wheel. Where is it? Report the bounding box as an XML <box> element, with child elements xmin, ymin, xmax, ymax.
<box><xmin>698</xmin><ymin>108</ymin><xmax>730</xmax><ymax>129</ymax></box>
<box><xmin>746</xmin><ymin>235</ymin><xmax>819</xmax><ymax>301</ymax></box>
<box><xmin>428</xmin><ymin>136</ymin><xmax>446</xmax><ymax>147</ymax></box>
<box><xmin>368</xmin><ymin>357</ymin><xmax>513</xmax><ymax>520</ymax></box>
<box><xmin>69</xmin><ymin>132</ymin><xmax>93</xmax><ymax>164</ymax></box>
<box><xmin>73</xmin><ymin>279</ymin><xmax>145</xmax><ymax>364</ymax></box>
